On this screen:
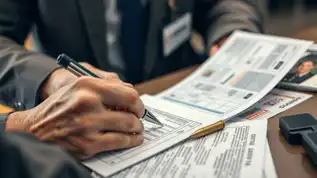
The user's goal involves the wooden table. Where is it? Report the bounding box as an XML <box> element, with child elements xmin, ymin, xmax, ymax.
<box><xmin>134</xmin><ymin>28</ymin><xmax>317</xmax><ymax>178</ymax></box>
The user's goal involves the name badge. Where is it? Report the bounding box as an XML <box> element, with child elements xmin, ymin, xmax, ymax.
<box><xmin>163</xmin><ymin>13</ymin><xmax>192</xmax><ymax>57</ymax></box>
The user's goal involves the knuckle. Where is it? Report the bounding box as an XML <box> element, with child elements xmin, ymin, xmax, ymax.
<box><xmin>126</xmin><ymin>88</ymin><xmax>139</xmax><ymax>104</ymax></box>
<box><xmin>83</xmin><ymin>148</ymin><xmax>95</xmax><ymax>157</ymax></box>
<box><xmin>131</xmin><ymin>119</ymin><xmax>143</xmax><ymax>133</ymax></box>
<box><xmin>128</xmin><ymin>135</ymin><xmax>143</xmax><ymax>147</ymax></box>
<box><xmin>123</xmin><ymin>82</ymin><xmax>134</xmax><ymax>88</ymax></box>
<box><xmin>122</xmin><ymin>115</ymin><xmax>136</xmax><ymax>130</ymax></box>
<box><xmin>107</xmin><ymin>72</ymin><xmax>119</xmax><ymax>79</ymax></box>
<box><xmin>73</xmin><ymin>77</ymin><xmax>91</xmax><ymax>88</ymax></box>
<box><xmin>73</xmin><ymin>90</ymin><xmax>100</xmax><ymax>107</ymax></box>
<box><xmin>112</xmin><ymin>134</ymin><xmax>128</xmax><ymax>148</ymax></box>
<box><xmin>80</xmin><ymin>142</ymin><xmax>96</xmax><ymax>157</ymax></box>
<box><xmin>121</xmin><ymin>135</ymin><xmax>131</xmax><ymax>147</ymax></box>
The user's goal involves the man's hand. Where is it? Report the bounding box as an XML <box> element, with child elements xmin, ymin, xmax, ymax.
<box><xmin>209</xmin><ymin>37</ymin><xmax>228</xmax><ymax>56</ymax></box>
<box><xmin>6</xmin><ymin>77</ymin><xmax>144</xmax><ymax>158</ymax></box>
<box><xmin>41</xmin><ymin>62</ymin><xmax>129</xmax><ymax>100</ymax></box>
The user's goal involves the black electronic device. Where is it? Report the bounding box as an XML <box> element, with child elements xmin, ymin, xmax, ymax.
<box><xmin>302</xmin><ymin>132</ymin><xmax>317</xmax><ymax>166</ymax></box>
<box><xmin>279</xmin><ymin>113</ymin><xmax>317</xmax><ymax>145</ymax></box>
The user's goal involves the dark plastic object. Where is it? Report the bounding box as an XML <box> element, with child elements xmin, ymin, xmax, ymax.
<box><xmin>279</xmin><ymin>113</ymin><xmax>317</xmax><ymax>145</ymax></box>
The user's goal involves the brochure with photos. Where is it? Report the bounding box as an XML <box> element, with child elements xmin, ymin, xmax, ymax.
<box><xmin>279</xmin><ymin>45</ymin><xmax>317</xmax><ymax>91</ymax></box>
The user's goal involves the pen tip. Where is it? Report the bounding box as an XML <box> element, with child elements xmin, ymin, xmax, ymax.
<box><xmin>143</xmin><ymin>109</ymin><xmax>164</xmax><ymax>127</ymax></box>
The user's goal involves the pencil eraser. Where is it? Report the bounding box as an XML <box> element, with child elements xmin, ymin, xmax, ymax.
<box><xmin>279</xmin><ymin>113</ymin><xmax>317</xmax><ymax>145</ymax></box>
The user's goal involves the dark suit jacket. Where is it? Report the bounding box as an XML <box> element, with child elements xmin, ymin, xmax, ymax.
<box><xmin>0</xmin><ymin>131</ymin><xmax>92</xmax><ymax>178</ymax></box>
<box><xmin>0</xmin><ymin>0</ymin><xmax>264</xmax><ymax>109</ymax></box>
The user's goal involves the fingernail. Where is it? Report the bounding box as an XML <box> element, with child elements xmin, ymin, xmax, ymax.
<box><xmin>138</xmin><ymin>134</ymin><xmax>144</xmax><ymax>142</ymax></box>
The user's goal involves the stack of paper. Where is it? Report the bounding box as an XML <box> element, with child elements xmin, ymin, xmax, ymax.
<box><xmin>84</xmin><ymin>31</ymin><xmax>313</xmax><ymax>178</ymax></box>
<box><xmin>111</xmin><ymin>120</ymin><xmax>268</xmax><ymax>178</ymax></box>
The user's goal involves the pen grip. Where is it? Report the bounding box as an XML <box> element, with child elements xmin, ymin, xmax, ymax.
<box><xmin>69</xmin><ymin>62</ymin><xmax>100</xmax><ymax>78</ymax></box>
<box><xmin>57</xmin><ymin>54</ymin><xmax>99</xmax><ymax>78</ymax></box>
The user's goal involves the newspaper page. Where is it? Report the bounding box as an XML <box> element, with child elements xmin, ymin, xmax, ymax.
<box><xmin>158</xmin><ymin>31</ymin><xmax>312</xmax><ymax>121</ymax></box>
<box><xmin>109</xmin><ymin>120</ymin><xmax>267</xmax><ymax>178</ymax></box>
<box><xmin>262</xmin><ymin>142</ymin><xmax>277</xmax><ymax>178</ymax></box>
<box><xmin>229</xmin><ymin>89</ymin><xmax>312</xmax><ymax>123</ymax></box>
<box><xmin>83</xmin><ymin>95</ymin><xmax>223</xmax><ymax>177</ymax></box>
<box><xmin>280</xmin><ymin>44</ymin><xmax>317</xmax><ymax>91</ymax></box>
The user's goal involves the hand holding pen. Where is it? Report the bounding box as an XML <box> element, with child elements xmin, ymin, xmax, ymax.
<box><xmin>14</xmin><ymin>54</ymin><xmax>159</xmax><ymax>159</ymax></box>
<box><xmin>7</xmin><ymin>64</ymin><xmax>146</xmax><ymax>160</ymax></box>
<box><xmin>57</xmin><ymin>54</ymin><xmax>163</xmax><ymax>127</ymax></box>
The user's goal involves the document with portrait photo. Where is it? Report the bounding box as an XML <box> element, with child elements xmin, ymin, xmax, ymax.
<box><xmin>280</xmin><ymin>45</ymin><xmax>317</xmax><ymax>91</ymax></box>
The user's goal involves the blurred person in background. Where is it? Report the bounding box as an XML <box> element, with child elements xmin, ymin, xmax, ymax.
<box><xmin>0</xmin><ymin>0</ymin><xmax>265</xmax><ymax>110</ymax></box>
<box><xmin>0</xmin><ymin>0</ymin><xmax>265</xmax><ymax>174</ymax></box>
<box><xmin>0</xmin><ymin>0</ymin><xmax>265</xmax><ymax>176</ymax></box>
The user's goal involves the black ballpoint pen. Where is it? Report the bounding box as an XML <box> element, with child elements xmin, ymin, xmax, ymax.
<box><xmin>56</xmin><ymin>53</ymin><xmax>163</xmax><ymax>127</ymax></box>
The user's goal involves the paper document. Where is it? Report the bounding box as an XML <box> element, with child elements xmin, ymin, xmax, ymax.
<box><xmin>158</xmin><ymin>31</ymin><xmax>312</xmax><ymax>121</ymax></box>
<box><xmin>262</xmin><ymin>142</ymin><xmax>277</xmax><ymax>178</ymax></box>
<box><xmin>90</xmin><ymin>89</ymin><xmax>302</xmax><ymax>178</ymax></box>
<box><xmin>110</xmin><ymin>120</ymin><xmax>267</xmax><ymax>178</ymax></box>
<box><xmin>229</xmin><ymin>89</ymin><xmax>312</xmax><ymax>122</ymax></box>
<box><xmin>83</xmin><ymin>95</ymin><xmax>222</xmax><ymax>177</ymax></box>
<box><xmin>279</xmin><ymin>44</ymin><xmax>317</xmax><ymax>91</ymax></box>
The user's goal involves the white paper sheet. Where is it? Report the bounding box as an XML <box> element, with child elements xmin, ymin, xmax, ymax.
<box><xmin>262</xmin><ymin>141</ymin><xmax>277</xmax><ymax>178</ymax></box>
<box><xmin>83</xmin><ymin>95</ymin><xmax>222</xmax><ymax>177</ymax></box>
<box><xmin>158</xmin><ymin>31</ymin><xmax>312</xmax><ymax>121</ymax></box>
<box><xmin>109</xmin><ymin>120</ymin><xmax>267</xmax><ymax>178</ymax></box>
<box><xmin>228</xmin><ymin>89</ymin><xmax>312</xmax><ymax>123</ymax></box>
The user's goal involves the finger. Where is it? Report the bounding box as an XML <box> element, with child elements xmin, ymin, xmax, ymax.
<box><xmin>85</xmin><ymin>110</ymin><xmax>144</xmax><ymax>133</ymax></box>
<box><xmin>122</xmin><ymin>82</ymin><xmax>134</xmax><ymax>88</ymax></box>
<box><xmin>93</xmin><ymin>132</ymin><xmax>144</xmax><ymax>152</ymax></box>
<box><xmin>55</xmin><ymin>139</ymin><xmax>84</xmax><ymax>154</ymax></box>
<box><xmin>81</xmin><ymin>79</ymin><xmax>145</xmax><ymax>118</ymax></box>
<box><xmin>30</xmin><ymin>115</ymin><xmax>76</xmax><ymax>133</ymax></box>
<box><xmin>97</xmin><ymin>71</ymin><xmax>121</xmax><ymax>81</ymax></box>
<box><xmin>30</xmin><ymin>114</ymin><xmax>86</xmax><ymax>140</ymax></box>
<box><xmin>209</xmin><ymin>45</ymin><xmax>219</xmax><ymax>56</ymax></box>
<box><xmin>70</xmin><ymin>132</ymin><xmax>144</xmax><ymax>156</ymax></box>
<box><xmin>33</xmin><ymin>109</ymin><xmax>144</xmax><ymax>140</ymax></box>
<box><xmin>31</xmin><ymin>87</ymin><xmax>109</xmax><ymax>133</ymax></box>
<box><xmin>35</xmin><ymin>124</ymin><xmax>85</xmax><ymax>141</ymax></box>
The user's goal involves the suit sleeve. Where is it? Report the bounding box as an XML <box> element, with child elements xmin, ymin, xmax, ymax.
<box><xmin>193</xmin><ymin>0</ymin><xmax>265</xmax><ymax>49</ymax></box>
<box><xmin>0</xmin><ymin>0</ymin><xmax>59</xmax><ymax>109</ymax></box>
<box><xmin>0</xmin><ymin>131</ymin><xmax>92</xmax><ymax>178</ymax></box>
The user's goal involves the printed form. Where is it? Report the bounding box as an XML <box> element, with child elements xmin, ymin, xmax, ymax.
<box><xmin>109</xmin><ymin>89</ymin><xmax>311</xmax><ymax>178</ymax></box>
<box><xmin>262</xmin><ymin>142</ymin><xmax>277</xmax><ymax>178</ymax></box>
<box><xmin>110</xmin><ymin>120</ymin><xmax>267</xmax><ymax>178</ymax></box>
<box><xmin>158</xmin><ymin>31</ymin><xmax>312</xmax><ymax>120</ymax></box>
<box><xmin>83</xmin><ymin>95</ymin><xmax>223</xmax><ymax>177</ymax></box>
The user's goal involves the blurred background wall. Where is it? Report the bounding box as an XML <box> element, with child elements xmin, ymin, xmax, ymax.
<box><xmin>25</xmin><ymin>0</ymin><xmax>317</xmax><ymax>50</ymax></box>
<box><xmin>267</xmin><ymin>0</ymin><xmax>317</xmax><ymax>36</ymax></box>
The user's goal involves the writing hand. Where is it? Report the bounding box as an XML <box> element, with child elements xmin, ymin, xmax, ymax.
<box><xmin>6</xmin><ymin>77</ymin><xmax>144</xmax><ymax>158</ymax></box>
